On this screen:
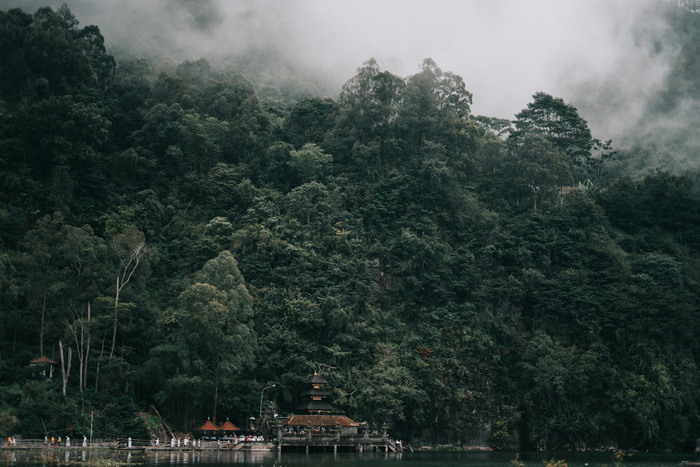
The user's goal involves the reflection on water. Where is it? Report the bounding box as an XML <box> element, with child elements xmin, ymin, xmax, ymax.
<box><xmin>1</xmin><ymin>449</ymin><xmax>698</xmax><ymax>467</ymax></box>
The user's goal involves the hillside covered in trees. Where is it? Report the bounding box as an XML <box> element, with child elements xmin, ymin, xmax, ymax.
<box><xmin>1</xmin><ymin>4</ymin><xmax>700</xmax><ymax>451</ymax></box>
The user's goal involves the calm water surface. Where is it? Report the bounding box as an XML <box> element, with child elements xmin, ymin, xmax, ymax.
<box><xmin>2</xmin><ymin>449</ymin><xmax>697</xmax><ymax>467</ymax></box>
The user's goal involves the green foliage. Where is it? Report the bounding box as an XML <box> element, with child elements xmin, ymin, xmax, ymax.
<box><xmin>288</xmin><ymin>143</ymin><xmax>333</xmax><ymax>184</ymax></box>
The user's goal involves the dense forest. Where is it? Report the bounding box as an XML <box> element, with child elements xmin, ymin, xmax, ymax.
<box><xmin>1</xmin><ymin>3</ymin><xmax>700</xmax><ymax>452</ymax></box>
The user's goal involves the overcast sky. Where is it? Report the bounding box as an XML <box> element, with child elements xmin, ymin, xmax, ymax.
<box><xmin>1</xmin><ymin>0</ymin><xmax>675</xmax><ymax>139</ymax></box>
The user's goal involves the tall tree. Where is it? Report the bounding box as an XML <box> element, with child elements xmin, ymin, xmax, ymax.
<box><xmin>398</xmin><ymin>58</ymin><xmax>473</xmax><ymax>152</ymax></box>
<box><xmin>145</xmin><ymin>251</ymin><xmax>256</xmax><ymax>428</ymax></box>
<box><xmin>335</xmin><ymin>58</ymin><xmax>405</xmax><ymax>173</ymax></box>
<box><xmin>19</xmin><ymin>213</ymin><xmax>68</xmax><ymax>356</ymax></box>
<box><xmin>108</xmin><ymin>227</ymin><xmax>147</xmax><ymax>358</ymax></box>
<box><xmin>509</xmin><ymin>92</ymin><xmax>593</xmax><ymax>170</ymax></box>
<box><xmin>288</xmin><ymin>143</ymin><xmax>333</xmax><ymax>184</ymax></box>
<box><xmin>514</xmin><ymin>134</ymin><xmax>573</xmax><ymax>213</ymax></box>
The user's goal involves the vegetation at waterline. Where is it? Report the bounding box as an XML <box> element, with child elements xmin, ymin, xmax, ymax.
<box><xmin>1</xmin><ymin>3</ymin><xmax>700</xmax><ymax>452</ymax></box>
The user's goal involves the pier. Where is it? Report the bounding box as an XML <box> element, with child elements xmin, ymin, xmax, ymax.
<box><xmin>274</xmin><ymin>428</ymin><xmax>404</xmax><ymax>453</ymax></box>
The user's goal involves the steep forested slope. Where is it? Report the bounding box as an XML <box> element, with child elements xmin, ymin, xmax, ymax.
<box><xmin>1</xmin><ymin>5</ymin><xmax>699</xmax><ymax>451</ymax></box>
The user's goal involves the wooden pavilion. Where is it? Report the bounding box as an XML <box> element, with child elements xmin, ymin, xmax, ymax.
<box><xmin>220</xmin><ymin>419</ymin><xmax>240</xmax><ymax>437</ymax></box>
<box><xmin>195</xmin><ymin>418</ymin><xmax>240</xmax><ymax>439</ymax></box>
<box><xmin>28</xmin><ymin>355</ymin><xmax>57</xmax><ymax>380</ymax></box>
<box><xmin>195</xmin><ymin>419</ymin><xmax>221</xmax><ymax>439</ymax></box>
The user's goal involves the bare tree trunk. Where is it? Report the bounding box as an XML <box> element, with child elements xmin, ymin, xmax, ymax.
<box><xmin>76</xmin><ymin>323</ymin><xmax>84</xmax><ymax>392</ymax></box>
<box><xmin>84</xmin><ymin>302</ymin><xmax>91</xmax><ymax>390</ymax></box>
<box><xmin>109</xmin><ymin>239</ymin><xmax>145</xmax><ymax>358</ymax></box>
<box><xmin>59</xmin><ymin>340</ymin><xmax>72</xmax><ymax>396</ymax></box>
<box><xmin>95</xmin><ymin>328</ymin><xmax>107</xmax><ymax>390</ymax></box>
<box><xmin>40</xmin><ymin>289</ymin><xmax>47</xmax><ymax>356</ymax></box>
<box><xmin>213</xmin><ymin>384</ymin><xmax>218</xmax><ymax>423</ymax></box>
<box><xmin>67</xmin><ymin>302</ymin><xmax>91</xmax><ymax>392</ymax></box>
<box><xmin>150</xmin><ymin>405</ymin><xmax>175</xmax><ymax>440</ymax></box>
<box><xmin>110</xmin><ymin>276</ymin><xmax>120</xmax><ymax>358</ymax></box>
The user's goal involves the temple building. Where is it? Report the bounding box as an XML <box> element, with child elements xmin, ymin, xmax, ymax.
<box><xmin>282</xmin><ymin>372</ymin><xmax>359</xmax><ymax>435</ymax></box>
<box><xmin>295</xmin><ymin>372</ymin><xmax>335</xmax><ymax>414</ymax></box>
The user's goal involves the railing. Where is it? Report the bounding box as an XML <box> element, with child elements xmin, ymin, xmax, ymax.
<box><xmin>2</xmin><ymin>438</ymin><xmax>118</xmax><ymax>449</ymax></box>
<box><xmin>2</xmin><ymin>438</ymin><xmax>226</xmax><ymax>450</ymax></box>
<box><xmin>277</xmin><ymin>433</ymin><xmax>390</xmax><ymax>446</ymax></box>
<box><xmin>2</xmin><ymin>436</ymin><xmax>394</xmax><ymax>451</ymax></box>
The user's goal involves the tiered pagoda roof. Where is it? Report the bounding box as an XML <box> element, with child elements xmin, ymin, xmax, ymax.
<box><xmin>284</xmin><ymin>371</ymin><xmax>359</xmax><ymax>430</ymax></box>
<box><xmin>294</xmin><ymin>372</ymin><xmax>335</xmax><ymax>414</ymax></box>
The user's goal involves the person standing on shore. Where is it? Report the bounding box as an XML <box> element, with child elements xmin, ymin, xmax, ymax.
<box><xmin>83</xmin><ymin>435</ymin><xmax>87</xmax><ymax>447</ymax></box>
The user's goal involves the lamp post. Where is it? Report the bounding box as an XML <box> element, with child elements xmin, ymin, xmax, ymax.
<box><xmin>259</xmin><ymin>384</ymin><xmax>276</xmax><ymax>429</ymax></box>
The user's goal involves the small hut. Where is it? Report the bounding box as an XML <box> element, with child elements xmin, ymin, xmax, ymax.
<box><xmin>220</xmin><ymin>418</ymin><xmax>240</xmax><ymax>437</ymax></box>
<box><xmin>29</xmin><ymin>356</ymin><xmax>57</xmax><ymax>380</ymax></box>
<box><xmin>195</xmin><ymin>419</ymin><xmax>221</xmax><ymax>439</ymax></box>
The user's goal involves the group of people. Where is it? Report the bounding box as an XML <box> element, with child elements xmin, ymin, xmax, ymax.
<box><xmin>3</xmin><ymin>433</ymin><xmax>273</xmax><ymax>450</ymax></box>
<box><xmin>220</xmin><ymin>435</ymin><xmax>264</xmax><ymax>449</ymax></box>
<box><xmin>168</xmin><ymin>436</ymin><xmax>200</xmax><ymax>448</ymax></box>
<box><xmin>43</xmin><ymin>435</ymin><xmax>88</xmax><ymax>447</ymax></box>
<box><xmin>237</xmin><ymin>435</ymin><xmax>264</xmax><ymax>442</ymax></box>
<box><xmin>158</xmin><ymin>435</ymin><xmax>265</xmax><ymax>450</ymax></box>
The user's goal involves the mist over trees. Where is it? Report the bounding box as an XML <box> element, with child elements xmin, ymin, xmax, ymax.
<box><xmin>1</xmin><ymin>3</ymin><xmax>700</xmax><ymax>451</ymax></box>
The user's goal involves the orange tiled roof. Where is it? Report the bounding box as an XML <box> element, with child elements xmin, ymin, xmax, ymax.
<box><xmin>284</xmin><ymin>414</ymin><xmax>359</xmax><ymax>427</ymax></box>
<box><xmin>220</xmin><ymin>420</ymin><xmax>240</xmax><ymax>431</ymax></box>
<box><xmin>195</xmin><ymin>420</ymin><xmax>220</xmax><ymax>431</ymax></box>
<box><xmin>29</xmin><ymin>355</ymin><xmax>57</xmax><ymax>365</ymax></box>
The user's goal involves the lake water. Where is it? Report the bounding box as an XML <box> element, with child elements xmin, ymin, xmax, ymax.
<box><xmin>2</xmin><ymin>449</ymin><xmax>697</xmax><ymax>467</ymax></box>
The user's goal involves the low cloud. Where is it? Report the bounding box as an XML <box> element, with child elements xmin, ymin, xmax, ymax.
<box><xmin>0</xmin><ymin>0</ymin><xmax>683</xmax><ymax>146</ymax></box>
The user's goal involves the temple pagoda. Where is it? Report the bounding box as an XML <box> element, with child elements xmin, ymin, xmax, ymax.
<box><xmin>295</xmin><ymin>372</ymin><xmax>335</xmax><ymax>414</ymax></box>
<box><xmin>283</xmin><ymin>372</ymin><xmax>359</xmax><ymax>435</ymax></box>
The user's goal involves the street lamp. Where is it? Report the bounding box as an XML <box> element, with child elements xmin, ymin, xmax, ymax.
<box><xmin>259</xmin><ymin>384</ymin><xmax>276</xmax><ymax>427</ymax></box>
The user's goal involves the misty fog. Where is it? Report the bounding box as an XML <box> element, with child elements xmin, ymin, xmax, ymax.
<box><xmin>0</xmin><ymin>0</ymin><xmax>692</xmax><ymax>152</ymax></box>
